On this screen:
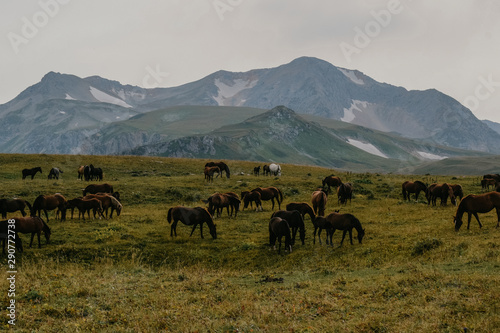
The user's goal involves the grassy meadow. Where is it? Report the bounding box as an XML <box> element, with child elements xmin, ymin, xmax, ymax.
<box><xmin>0</xmin><ymin>153</ymin><xmax>499</xmax><ymax>332</ymax></box>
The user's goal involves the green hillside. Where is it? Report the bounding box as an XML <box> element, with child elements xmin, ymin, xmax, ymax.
<box><xmin>0</xmin><ymin>153</ymin><xmax>499</xmax><ymax>331</ymax></box>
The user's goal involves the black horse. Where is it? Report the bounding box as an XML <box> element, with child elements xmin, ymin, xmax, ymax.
<box><xmin>84</xmin><ymin>164</ymin><xmax>103</xmax><ymax>181</ymax></box>
<box><xmin>22</xmin><ymin>167</ymin><xmax>42</xmax><ymax>180</ymax></box>
<box><xmin>205</xmin><ymin>161</ymin><xmax>230</xmax><ymax>179</ymax></box>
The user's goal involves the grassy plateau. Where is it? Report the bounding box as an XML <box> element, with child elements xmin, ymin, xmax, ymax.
<box><xmin>0</xmin><ymin>153</ymin><xmax>499</xmax><ymax>332</ymax></box>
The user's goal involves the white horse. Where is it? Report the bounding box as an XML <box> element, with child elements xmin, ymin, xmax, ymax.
<box><xmin>269</xmin><ymin>163</ymin><xmax>281</xmax><ymax>176</ymax></box>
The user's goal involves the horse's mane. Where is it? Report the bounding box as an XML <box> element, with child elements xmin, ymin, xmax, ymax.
<box><xmin>414</xmin><ymin>180</ymin><xmax>426</xmax><ymax>188</ymax></box>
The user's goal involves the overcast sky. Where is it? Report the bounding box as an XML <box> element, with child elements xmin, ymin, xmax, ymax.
<box><xmin>2</xmin><ymin>0</ymin><xmax>500</xmax><ymax>122</ymax></box>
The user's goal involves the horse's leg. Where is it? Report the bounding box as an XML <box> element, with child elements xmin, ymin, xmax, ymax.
<box><xmin>44</xmin><ymin>209</ymin><xmax>49</xmax><ymax>222</ymax></box>
<box><xmin>471</xmin><ymin>212</ymin><xmax>482</xmax><ymax>229</ymax></box>
<box><xmin>348</xmin><ymin>229</ymin><xmax>354</xmax><ymax>245</ymax></box>
<box><xmin>291</xmin><ymin>227</ymin><xmax>297</xmax><ymax>246</ymax></box>
<box><xmin>170</xmin><ymin>220</ymin><xmax>178</xmax><ymax>237</ymax></box>
<box><xmin>199</xmin><ymin>223</ymin><xmax>204</xmax><ymax>239</ymax></box>
<box><xmin>21</xmin><ymin>209</ymin><xmax>26</xmax><ymax>217</ymax></box>
<box><xmin>340</xmin><ymin>230</ymin><xmax>348</xmax><ymax>246</ymax></box>
<box><xmin>189</xmin><ymin>224</ymin><xmax>198</xmax><ymax>237</ymax></box>
<box><xmin>30</xmin><ymin>232</ymin><xmax>35</xmax><ymax>247</ymax></box>
<box><xmin>271</xmin><ymin>198</ymin><xmax>275</xmax><ymax>210</ymax></box>
<box><xmin>313</xmin><ymin>227</ymin><xmax>317</xmax><ymax>244</ymax></box>
<box><xmin>37</xmin><ymin>231</ymin><xmax>41</xmax><ymax>248</ymax></box>
<box><xmin>496</xmin><ymin>208</ymin><xmax>500</xmax><ymax>228</ymax></box>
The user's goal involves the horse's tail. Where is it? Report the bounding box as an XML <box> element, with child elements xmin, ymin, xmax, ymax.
<box><xmin>277</xmin><ymin>188</ymin><xmax>283</xmax><ymax>204</ymax></box>
<box><xmin>167</xmin><ymin>207</ymin><xmax>173</xmax><ymax>224</ymax></box>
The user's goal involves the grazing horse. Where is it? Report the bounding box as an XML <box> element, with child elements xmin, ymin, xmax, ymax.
<box><xmin>84</xmin><ymin>194</ymin><xmax>122</xmax><ymax>218</ymax></box>
<box><xmin>325</xmin><ymin>212</ymin><xmax>365</xmax><ymax>246</ymax></box>
<box><xmin>269</xmin><ymin>163</ymin><xmax>281</xmax><ymax>176</ymax></box>
<box><xmin>268</xmin><ymin>217</ymin><xmax>292</xmax><ymax>254</ymax></box>
<box><xmin>205</xmin><ymin>161</ymin><xmax>230</xmax><ymax>179</ymax></box>
<box><xmin>67</xmin><ymin>198</ymin><xmax>104</xmax><ymax>220</ymax></box>
<box><xmin>22</xmin><ymin>167</ymin><xmax>42</xmax><ymax>180</ymax></box>
<box><xmin>48</xmin><ymin>167</ymin><xmax>63</xmax><ymax>180</ymax></box>
<box><xmin>271</xmin><ymin>210</ymin><xmax>305</xmax><ymax>245</ymax></box>
<box><xmin>322</xmin><ymin>175</ymin><xmax>342</xmax><ymax>192</ymax></box>
<box><xmin>311</xmin><ymin>189</ymin><xmax>328</xmax><ymax>216</ymax></box>
<box><xmin>454</xmin><ymin>192</ymin><xmax>500</xmax><ymax>231</ymax></box>
<box><xmin>481</xmin><ymin>178</ymin><xmax>497</xmax><ymax>190</ymax></box>
<box><xmin>402</xmin><ymin>180</ymin><xmax>428</xmax><ymax>202</ymax></box>
<box><xmin>251</xmin><ymin>187</ymin><xmax>283</xmax><ymax>210</ymax></box>
<box><xmin>253</xmin><ymin>166</ymin><xmax>261</xmax><ymax>176</ymax></box>
<box><xmin>241</xmin><ymin>191</ymin><xmax>263</xmax><ymax>211</ymax></box>
<box><xmin>84</xmin><ymin>164</ymin><xmax>103</xmax><ymax>181</ymax></box>
<box><xmin>285</xmin><ymin>202</ymin><xmax>315</xmax><ymax>223</ymax></box>
<box><xmin>483</xmin><ymin>174</ymin><xmax>500</xmax><ymax>182</ymax></box>
<box><xmin>204</xmin><ymin>166</ymin><xmax>220</xmax><ymax>183</ymax></box>
<box><xmin>12</xmin><ymin>216</ymin><xmax>51</xmax><ymax>248</ymax></box>
<box><xmin>83</xmin><ymin>183</ymin><xmax>114</xmax><ymax>196</ymax></box>
<box><xmin>337</xmin><ymin>182</ymin><xmax>353</xmax><ymax>205</ymax></box>
<box><xmin>31</xmin><ymin>194</ymin><xmax>68</xmax><ymax>222</ymax></box>
<box><xmin>167</xmin><ymin>206</ymin><xmax>217</xmax><ymax>239</ymax></box>
<box><xmin>312</xmin><ymin>216</ymin><xmax>333</xmax><ymax>245</ymax></box>
<box><xmin>428</xmin><ymin>183</ymin><xmax>456</xmax><ymax>206</ymax></box>
<box><xmin>0</xmin><ymin>220</ymin><xmax>23</xmax><ymax>254</ymax></box>
<box><xmin>0</xmin><ymin>198</ymin><xmax>31</xmax><ymax>218</ymax></box>
<box><xmin>450</xmin><ymin>184</ymin><xmax>464</xmax><ymax>201</ymax></box>
<box><xmin>203</xmin><ymin>192</ymin><xmax>241</xmax><ymax>218</ymax></box>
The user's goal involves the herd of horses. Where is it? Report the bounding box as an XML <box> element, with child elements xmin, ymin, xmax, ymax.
<box><xmin>2</xmin><ymin>165</ymin><xmax>122</xmax><ymax>253</ymax></box>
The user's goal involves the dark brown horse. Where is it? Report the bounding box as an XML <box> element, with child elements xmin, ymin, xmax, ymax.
<box><xmin>251</xmin><ymin>187</ymin><xmax>283</xmax><ymax>210</ymax></box>
<box><xmin>402</xmin><ymin>180</ymin><xmax>428</xmax><ymax>202</ymax></box>
<box><xmin>285</xmin><ymin>202</ymin><xmax>315</xmax><ymax>223</ymax></box>
<box><xmin>262</xmin><ymin>165</ymin><xmax>270</xmax><ymax>176</ymax></box>
<box><xmin>167</xmin><ymin>206</ymin><xmax>217</xmax><ymax>239</ymax></box>
<box><xmin>67</xmin><ymin>198</ymin><xmax>104</xmax><ymax>220</ymax></box>
<box><xmin>483</xmin><ymin>174</ymin><xmax>500</xmax><ymax>182</ymax></box>
<box><xmin>311</xmin><ymin>189</ymin><xmax>328</xmax><ymax>216</ymax></box>
<box><xmin>324</xmin><ymin>212</ymin><xmax>365</xmax><ymax>246</ymax></box>
<box><xmin>271</xmin><ymin>210</ymin><xmax>305</xmax><ymax>245</ymax></box>
<box><xmin>22</xmin><ymin>167</ymin><xmax>42</xmax><ymax>180</ymax></box>
<box><xmin>0</xmin><ymin>198</ymin><xmax>31</xmax><ymax>218</ymax></box>
<box><xmin>241</xmin><ymin>191</ymin><xmax>263</xmax><ymax>211</ymax></box>
<box><xmin>481</xmin><ymin>178</ymin><xmax>497</xmax><ymax>190</ymax></box>
<box><xmin>337</xmin><ymin>182</ymin><xmax>353</xmax><ymax>205</ymax></box>
<box><xmin>204</xmin><ymin>166</ymin><xmax>220</xmax><ymax>183</ymax></box>
<box><xmin>428</xmin><ymin>183</ymin><xmax>456</xmax><ymax>206</ymax></box>
<box><xmin>84</xmin><ymin>194</ymin><xmax>122</xmax><ymax>218</ymax></box>
<box><xmin>253</xmin><ymin>166</ymin><xmax>261</xmax><ymax>176</ymax></box>
<box><xmin>205</xmin><ymin>161</ymin><xmax>230</xmax><ymax>179</ymax></box>
<box><xmin>450</xmin><ymin>184</ymin><xmax>464</xmax><ymax>201</ymax></box>
<box><xmin>454</xmin><ymin>192</ymin><xmax>500</xmax><ymax>231</ymax></box>
<box><xmin>322</xmin><ymin>175</ymin><xmax>342</xmax><ymax>192</ymax></box>
<box><xmin>83</xmin><ymin>183</ymin><xmax>114</xmax><ymax>196</ymax></box>
<box><xmin>12</xmin><ymin>217</ymin><xmax>51</xmax><ymax>248</ymax></box>
<box><xmin>268</xmin><ymin>217</ymin><xmax>292</xmax><ymax>254</ymax></box>
<box><xmin>203</xmin><ymin>192</ymin><xmax>241</xmax><ymax>218</ymax></box>
<box><xmin>311</xmin><ymin>216</ymin><xmax>333</xmax><ymax>245</ymax></box>
<box><xmin>31</xmin><ymin>194</ymin><xmax>68</xmax><ymax>222</ymax></box>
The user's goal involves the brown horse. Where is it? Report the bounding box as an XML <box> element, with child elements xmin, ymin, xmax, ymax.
<box><xmin>311</xmin><ymin>216</ymin><xmax>332</xmax><ymax>245</ymax></box>
<box><xmin>454</xmin><ymin>192</ymin><xmax>500</xmax><ymax>231</ymax></box>
<box><xmin>31</xmin><ymin>194</ymin><xmax>68</xmax><ymax>222</ymax></box>
<box><xmin>337</xmin><ymin>182</ymin><xmax>353</xmax><ymax>205</ymax></box>
<box><xmin>311</xmin><ymin>189</ymin><xmax>328</xmax><ymax>216</ymax></box>
<box><xmin>78</xmin><ymin>165</ymin><xmax>85</xmax><ymax>180</ymax></box>
<box><xmin>205</xmin><ymin>161</ymin><xmax>230</xmax><ymax>179</ymax></box>
<box><xmin>12</xmin><ymin>217</ymin><xmax>51</xmax><ymax>248</ymax></box>
<box><xmin>67</xmin><ymin>198</ymin><xmax>104</xmax><ymax>220</ymax></box>
<box><xmin>322</xmin><ymin>175</ymin><xmax>342</xmax><ymax>192</ymax></box>
<box><xmin>167</xmin><ymin>206</ymin><xmax>217</xmax><ymax>239</ymax></box>
<box><xmin>271</xmin><ymin>210</ymin><xmax>305</xmax><ymax>245</ymax></box>
<box><xmin>285</xmin><ymin>202</ymin><xmax>315</xmax><ymax>223</ymax></box>
<box><xmin>483</xmin><ymin>174</ymin><xmax>500</xmax><ymax>182</ymax></box>
<box><xmin>450</xmin><ymin>184</ymin><xmax>464</xmax><ymax>201</ymax></box>
<box><xmin>204</xmin><ymin>166</ymin><xmax>220</xmax><ymax>183</ymax></box>
<box><xmin>84</xmin><ymin>194</ymin><xmax>122</xmax><ymax>218</ymax></box>
<box><xmin>268</xmin><ymin>217</ymin><xmax>292</xmax><ymax>254</ymax></box>
<box><xmin>324</xmin><ymin>212</ymin><xmax>365</xmax><ymax>246</ymax></box>
<box><xmin>428</xmin><ymin>183</ymin><xmax>456</xmax><ymax>206</ymax></box>
<box><xmin>241</xmin><ymin>191</ymin><xmax>263</xmax><ymax>211</ymax></box>
<box><xmin>251</xmin><ymin>187</ymin><xmax>283</xmax><ymax>210</ymax></box>
<box><xmin>481</xmin><ymin>178</ymin><xmax>497</xmax><ymax>190</ymax></box>
<box><xmin>83</xmin><ymin>183</ymin><xmax>114</xmax><ymax>196</ymax></box>
<box><xmin>0</xmin><ymin>198</ymin><xmax>31</xmax><ymax>218</ymax></box>
<box><xmin>203</xmin><ymin>193</ymin><xmax>241</xmax><ymax>218</ymax></box>
<box><xmin>402</xmin><ymin>180</ymin><xmax>428</xmax><ymax>202</ymax></box>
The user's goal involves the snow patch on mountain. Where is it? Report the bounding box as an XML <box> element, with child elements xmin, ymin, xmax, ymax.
<box><xmin>213</xmin><ymin>78</ymin><xmax>258</xmax><ymax>106</ymax></box>
<box><xmin>338</xmin><ymin>68</ymin><xmax>364</xmax><ymax>85</ymax></box>
<box><xmin>89</xmin><ymin>86</ymin><xmax>133</xmax><ymax>108</ymax></box>
<box><xmin>341</xmin><ymin>100</ymin><xmax>369</xmax><ymax>122</ymax></box>
<box><xmin>65</xmin><ymin>94</ymin><xmax>75</xmax><ymax>100</ymax></box>
<box><xmin>416</xmin><ymin>151</ymin><xmax>447</xmax><ymax>160</ymax></box>
<box><xmin>347</xmin><ymin>139</ymin><xmax>388</xmax><ymax>158</ymax></box>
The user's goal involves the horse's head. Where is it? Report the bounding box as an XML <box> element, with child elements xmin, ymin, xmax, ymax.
<box><xmin>209</xmin><ymin>223</ymin><xmax>217</xmax><ymax>239</ymax></box>
<box><xmin>357</xmin><ymin>228</ymin><xmax>365</xmax><ymax>244</ymax></box>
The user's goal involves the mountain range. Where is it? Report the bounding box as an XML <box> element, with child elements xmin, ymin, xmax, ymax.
<box><xmin>1</xmin><ymin>56</ymin><xmax>499</xmax><ymax>173</ymax></box>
